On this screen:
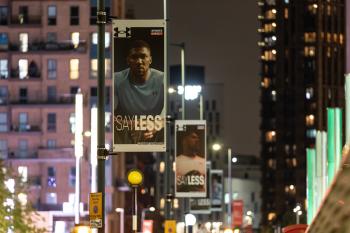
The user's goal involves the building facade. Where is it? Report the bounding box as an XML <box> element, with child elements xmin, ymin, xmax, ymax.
<box><xmin>258</xmin><ymin>0</ymin><xmax>345</xmax><ymax>226</ymax></box>
<box><xmin>0</xmin><ymin>0</ymin><xmax>125</xmax><ymax>232</ymax></box>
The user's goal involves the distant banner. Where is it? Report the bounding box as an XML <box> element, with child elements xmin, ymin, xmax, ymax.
<box><xmin>175</xmin><ymin>120</ymin><xmax>207</xmax><ymax>197</ymax></box>
<box><xmin>190</xmin><ymin>162</ymin><xmax>211</xmax><ymax>214</ymax></box>
<box><xmin>232</xmin><ymin>200</ymin><xmax>244</xmax><ymax>228</ymax></box>
<box><xmin>210</xmin><ymin>170</ymin><xmax>223</xmax><ymax>211</ymax></box>
<box><xmin>112</xmin><ymin>19</ymin><xmax>166</xmax><ymax>152</ymax></box>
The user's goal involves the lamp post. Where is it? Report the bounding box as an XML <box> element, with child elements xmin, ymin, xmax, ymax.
<box><xmin>115</xmin><ymin>208</ymin><xmax>124</xmax><ymax>233</ymax></box>
<box><xmin>127</xmin><ymin>169</ymin><xmax>144</xmax><ymax>233</ymax></box>
<box><xmin>212</xmin><ymin>144</ymin><xmax>233</xmax><ymax>228</ymax></box>
<box><xmin>293</xmin><ymin>205</ymin><xmax>302</xmax><ymax>224</ymax></box>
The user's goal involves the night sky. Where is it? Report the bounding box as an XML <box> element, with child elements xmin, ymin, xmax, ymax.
<box><xmin>126</xmin><ymin>0</ymin><xmax>260</xmax><ymax>156</ymax></box>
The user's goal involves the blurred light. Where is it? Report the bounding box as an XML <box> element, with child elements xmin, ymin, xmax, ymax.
<box><xmin>168</xmin><ymin>87</ymin><xmax>176</xmax><ymax>94</ymax></box>
<box><xmin>177</xmin><ymin>85</ymin><xmax>202</xmax><ymax>100</ymax></box>
<box><xmin>205</xmin><ymin>222</ymin><xmax>212</xmax><ymax>230</ymax></box>
<box><xmin>18</xmin><ymin>193</ymin><xmax>27</xmax><ymax>206</ymax></box>
<box><xmin>71</xmin><ymin>32</ymin><xmax>80</xmax><ymax>48</ymax></box>
<box><xmin>313</xmin><ymin>4</ymin><xmax>318</xmax><ymax>8</ymax></box>
<box><xmin>185</xmin><ymin>213</ymin><xmax>196</xmax><ymax>226</ymax></box>
<box><xmin>173</xmin><ymin>162</ymin><xmax>176</xmax><ymax>172</ymax></box>
<box><xmin>272</xmin><ymin>36</ymin><xmax>277</xmax><ymax>41</ymax></box>
<box><xmin>173</xmin><ymin>198</ymin><xmax>179</xmax><ymax>209</ymax></box>
<box><xmin>232</xmin><ymin>157</ymin><xmax>238</xmax><ymax>163</ymax></box>
<box><xmin>233</xmin><ymin>229</ymin><xmax>240</xmax><ymax>233</ymax></box>
<box><xmin>212</xmin><ymin>143</ymin><xmax>222</xmax><ymax>151</ymax></box>
<box><xmin>5</xmin><ymin>179</ymin><xmax>15</xmax><ymax>193</ymax></box>
<box><xmin>160</xmin><ymin>161</ymin><xmax>165</xmax><ymax>173</ymax></box>
<box><xmin>84</xmin><ymin>131</ymin><xmax>91</xmax><ymax>137</ymax></box>
<box><xmin>298</xmin><ymin>210</ymin><xmax>302</xmax><ymax>216</ymax></box>
<box><xmin>289</xmin><ymin>185</ymin><xmax>295</xmax><ymax>190</ymax></box>
<box><xmin>293</xmin><ymin>205</ymin><xmax>301</xmax><ymax>213</ymax></box>
<box><xmin>272</xmin><ymin>9</ymin><xmax>277</xmax><ymax>14</ymax></box>
<box><xmin>115</xmin><ymin>208</ymin><xmax>124</xmax><ymax>213</ymax></box>
<box><xmin>224</xmin><ymin>229</ymin><xmax>233</xmax><ymax>233</ymax></box>
<box><xmin>272</xmin><ymin>22</ymin><xmax>276</xmax><ymax>27</ymax></box>
<box><xmin>272</xmin><ymin>49</ymin><xmax>277</xmax><ymax>55</ymax></box>
<box><xmin>149</xmin><ymin>206</ymin><xmax>155</xmax><ymax>212</ymax></box>
<box><xmin>247</xmin><ymin>210</ymin><xmax>253</xmax><ymax>216</ymax></box>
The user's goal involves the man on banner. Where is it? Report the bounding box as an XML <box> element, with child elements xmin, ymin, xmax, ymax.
<box><xmin>114</xmin><ymin>40</ymin><xmax>164</xmax><ymax>144</ymax></box>
<box><xmin>176</xmin><ymin>125</ymin><xmax>206</xmax><ymax>192</ymax></box>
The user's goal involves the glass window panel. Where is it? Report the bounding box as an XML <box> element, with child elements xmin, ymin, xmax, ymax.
<box><xmin>19</xmin><ymin>33</ymin><xmax>28</xmax><ymax>52</ymax></box>
<box><xmin>0</xmin><ymin>113</ymin><xmax>7</xmax><ymax>132</ymax></box>
<box><xmin>47</xmin><ymin>59</ymin><xmax>57</xmax><ymax>79</ymax></box>
<box><xmin>0</xmin><ymin>33</ymin><xmax>8</xmax><ymax>50</ymax></box>
<box><xmin>69</xmin><ymin>59</ymin><xmax>79</xmax><ymax>79</ymax></box>
<box><xmin>0</xmin><ymin>140</ymin><xmax>8</xmax><ymax>159</ymax></box>
<box><xmin>0</xmin><ymin>6</ymin><xmax>8</xmax><ymax>25</ymax></box>
<box><xmin>71</xmin><ymin>32</ymin><xmax>79</xmax><ymax>48</ymax></box>
<box><xmin>47</xmin><ymin>113</ymin><xmax>56</xmax><ymax>131</ymax></box>
<box><xmin>18</xmin><ymin>59</ymin><xmax>28</xmax><ymax>79</ymax></box>
<box><xmin>48</xmin><ymin>6</ymin><xmax>56</xmax><ymax>25</ymax></box>
<box><xmin>0</xmin><ymin>59</ymin><xmax>8</xmax><ymax>79</ymax></box>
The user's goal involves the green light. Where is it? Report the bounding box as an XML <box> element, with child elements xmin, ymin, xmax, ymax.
<box><xmin>327</xmin><ymin>108</ymin><xmax>335</xmax><ymax>186</ymax></box>
<box><xmin>306</xmin><ymin>148</ymin><xmax>316</xmax><ymax>224</ymax></box>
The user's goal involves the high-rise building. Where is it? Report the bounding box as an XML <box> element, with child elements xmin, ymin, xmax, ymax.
<box><xmin>0</xmin><ymin>0</ymin><xmax>125</xmax><ymax>232</ymax></box>
<box><xmin>258</xmin><ymin>0</ymin><xmax>345</xmax><ymax>226</ymax></box>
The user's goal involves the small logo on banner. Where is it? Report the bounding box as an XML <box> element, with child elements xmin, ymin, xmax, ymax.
<box><xmin>114</xmin><ymin>27</ymin><xmax>131</xmax><ymax>38</ymax></box>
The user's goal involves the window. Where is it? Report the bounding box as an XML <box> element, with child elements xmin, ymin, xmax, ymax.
<box><xmin>19</xmin><ymin>88</ymin><xmax>27</xmax><ymax>103</ymax></box>
<box><xmin>0</xmin><ymin>33</ymin><xmax>8</xmax><ymax>50</ymax></box>
<box><xmin>19</xmin><ymin>112</ymin><xmax>28</xmax><ymax>131</ymax></box>
<box><xmin>0</xmin><ymin>140</ymin><xmax>8</xmax><ymax>159</ymax></box>
<box><xmin>18</xmin><ymin>6</ymin><xmax>28</xmax><ymax>24</ymax></box>
<box><xmin>47</xmin><ymin>86</ymin><xmax>56</xmax><ymax>102</ymax></box>
<box><xmin>71</xmin><ymin>32</ymin><xmax>80</xmax><ymax>48</ymax></box>
<box><xmin>47</xmin><ymin>113</ymin><xmax>56</xmax><ymax>131</ymax></box>
<box><xmin>47</xmin><ymin>59</ymin><xmax>57</xmax><ymax>79</ymax></box>
<box><xmin>18</xmin><ymin>139</ymin><xmax>28</xmax><ymax>157</ymax></box>
<box><xmin>69</xmin><ymin>167</ymin><xmax>76</xmax><ymax>186</ymax></box>
<box><xmin>47</xmin><ymin>139</ymin><xmax>56</xmax><ymax>149</ymax></box>
<box><xmin>47</xmin><ymin>167</ymin><xmax>56</xmax><ymax>188</ymax></box>
<box><xmin>90</xmin><ymin>7</ymin><xmax>97</xmax><ymax>25</ymax></box>
<box><xmin>0</xmin><ymin>59</ymin><xmax>8</xmax><ymax>79</ymax></box>
<box><xmin>70</xmin><ymin>6</ymin><xmax>79</xmax><ymax>25</ymax></box>
<box><xmin>18</xmin><ymin>59</ymin><xmax>28</xmax><ymax>79</ymax></box>
<box><xmin>265</xmin><ymin>131</ymin><xmax>276</xmax><ymax>142</ymax></box>
<box><xmin>305</xmin><ymin>114</ymin><xmax>315</xmax><ymax>126</ymax></box>
<box><xmin>19</xmin><ymin>33</ymin><xmax>28</xmax><ymax>52</ymax></box>
<box><xmin>18</xmin><ymin>166</ymin><xmax>28</xmax><ymax>182</ymax></box>
<box><xmin>0</xmin><ymin>6</ymin><xmax>8</xmax><ymax>25</ymax></box>
<box><xmin>70</xmin><ymin>86</ymin><xmax>79</xmax><ymax>95</ymax></box>
<box><xmin>47</xmin><ymin>32</ymin><xmax>57</xmax><ymax>42</ymax></box>
<box><xmin>0</xmin><ymin>86</ymin><xmax>8</xmax><ymax>104</ymax></box>
<box><xmin>48</xmin><ymin>6</ymin><xmax>57</xmax><ymax>25</ymax></box>
<box><xmin>69</xmin><ymin>113</ymin><xmax>75</xmax><ymax>133</ymax></box>
<box><xmin>0</xmin><ymin>112</ymin><xmax>7</xmax><ymax>132</ymax></box>
<box><xmin>46</xmin><ymin>193</ymin><xmax>57</xmax><ymax>204</ymax></box>
<box><xmin>69</xmin><ymin>59</ymin><xmax>79</xmax><ymax>79</ymax></box>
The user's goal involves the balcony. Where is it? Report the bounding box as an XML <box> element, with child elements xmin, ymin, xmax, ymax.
<box><xmin>10</xmin><ymin>94</ymin><xmax>75</xmax><ymax>105</ymax></box>
<box><xmin>8</xmin><ymin>150</ymin><xmax>38</xmax><ymax>159</ymax></box>
<box><xmin>11</xmin><ymin>124</ymin><xmax>41</xmax><ymax>132</ymax></box>
<box><xmin>10</xmin><ymin>15</ymin><xmax>41</xmax><ymax>26</ymax></box>
<box><xmin>8</xmin><ymin>40</ymin><xmax>87</xmax><ymax>53</ymax></box>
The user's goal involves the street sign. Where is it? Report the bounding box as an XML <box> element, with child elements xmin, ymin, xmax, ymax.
<box><xmin>89</xmin><ymin>192</ymin><xmax>102</xmax><ymax>228</ymax></box>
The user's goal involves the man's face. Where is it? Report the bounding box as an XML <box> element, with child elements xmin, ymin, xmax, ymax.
<box><xmin>187</xmin><ymin>132</ymin><xmax>200</xmax><ymax>151</ymax></box>
<box><xmin>127</xmin><ymin>47</ymin><xmax>152</xmax><ymax>78</ymax></box>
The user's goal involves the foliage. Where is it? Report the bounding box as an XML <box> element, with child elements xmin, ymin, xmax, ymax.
<box><xmin>0</xmin><ymin>162</ymin><xmax>47</xmax><ymax>233</ymax></box>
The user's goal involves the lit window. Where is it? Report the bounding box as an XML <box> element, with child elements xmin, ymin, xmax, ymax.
<box><xmin>292</xmin><ymin>158</ymin><xmax>297</xmax><ymax>167</ymax></box>
<box><xmin>0</xmin><ymin>59</ymin><xmax>8</xmax><ymax>79</ymax></box>
<box><xmin>92</xmin><ymin>32</ymin><xmax>110</xmax><ymax>48</ymax></box>
<box><xmin>265</xmin><ymin>131</ymin><xmax>276</xmax><ymax>142</ymax></box>
<box><xmin>265</xmin><ymin>10</ymin><xmax>276</xmax><ymax>20</ymax></box>
<box><xmin>71</xmin><ymin>32</ymin><xmax>80</xmax><ymax>48</ymax></box>
<box><xmin>306</xmin><ymin>129</ymin><xmax>316</xmax><ymax>138</ymax></box>
<box><xmin>47</xmin><ymin>167</ymin><xmax>56</xmax><ymax>188</ymax></box>
<box><xmin>304</xmin><ymin>32</ymin><xmax>316</xmax><ymax>43</ymax></box>
<box><xmin>69</xmin><ymin>59</ymin><xmax>79</xmax><ymax>79</ymax></box>
<box><xmin>306</xmin><ymin>114</ymin><xmax>315</xmax><ymax>126</ymax></box>
<box><xmin>19</xmin><ymin>59</ymin><xmax>28</xmax><ymax>79</ymax></box>
<box><xmin>304</xmin><ymin>46</ymin><xmax>315</xmax><ymax>57</ymax></box>
<box><xmin>19</xmin><ymin>33</ymin><xmax>28</xmax><ymax>52</ymax></box>
<box><xmin>268</xmin><ymin>159</ymin><xmax>276</xmax><ymax>169</ymax></box>
<box><xmin>69</xmin><ymin>113</ymin><xmax>75</xmax><ymax>133</ymax></box>
<box><xmin>284</xmin><ymin>8</ymin><xmax>288</xmax><ymax>19</ymax></box>
<box><xmin>285</xmin><ymin>185</ymin><xmax>296</xmax><ymax>195</ymax></box>
<box><xmin>271</xmin><ymin>90</ymin><xmax>277</xmax><ymax>101</ymax></box>
<box><xmin>261</xmin><ymin>78</ymin><xmax>271</xmax><ymax>88</ymax></box>
<box><xmin>90</xmin><ymin>59</ymin><xmax>97</xmax><ymax>78</ymax></box>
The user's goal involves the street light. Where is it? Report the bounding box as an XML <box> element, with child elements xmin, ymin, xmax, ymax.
<box><xmin>293</xmin><ymin>205</ymin><xmax>302</xmax><ymax>224</ymax></box>
<box><xmin>127</xmin><ymin>169</ymin><xmax>144</xmax><ymax>233</ymax></box>
<box><xmin>115</xmin><ymin>208</ymin><xmax>124</xmax><ymax>233</ymax></box>
<box><xmin>185</xmin><ymin>213</ymin><xmax>196</xmax><ymax>233</ymax></box>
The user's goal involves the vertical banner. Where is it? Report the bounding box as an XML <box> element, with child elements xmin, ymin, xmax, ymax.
<box><xmin>190</xmin><ymin>162</ymin><xmax>211</xmax><ymax>214</ymax></box>
<box><xmin>232</xmin><ymin>200</ymin><xmax>244</xmax><ymax>228</ymax></box>
<box><xmin>210</xmin><ymin>170</ymin><xmax>223</xmax><ymax>211</ymax></box>
<box><xmin>142</xmin><ymin>220</ymin><xmax>153</xmax><ymax>233</ymax></box>
<box><xmin>112</xmin><ymin>20</ymin><xmax>166</xmax><ymax>152</ymax></box>
<box><xmin>175</xmin><ymin>120</ymin><xmax>207</xmax><ymax>197</ymax></box>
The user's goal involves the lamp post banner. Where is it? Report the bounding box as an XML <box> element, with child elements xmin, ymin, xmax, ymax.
<box><xmin>210</xmin><ymin>169</ymin><xmax>223</xmax><ymax>211</ymax></box>
<box><xmin>112</xmin><ymin>19</ymin><xmax>166</xmax><ymax>152</ymax></box>
<box><xmin>175</xmin><ymin>120</ymin><xmax>207</xmax><ymax>197</ymax></box>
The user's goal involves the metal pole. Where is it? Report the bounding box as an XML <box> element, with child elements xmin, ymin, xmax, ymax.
<box><xmin>199</xmin><ymin>93</ymin><xmax>203</xmax><ymax>120</ymax></box>
<box><xmin>97</xmin><ymin>0</ymin><xmax>106</xmax><ymax>231</ymax></box>
<box><xmin>120</xmin><ymin>209</ymin><xmax>124</xmax><ymax>233</ymax></box>
<box><xmin>132</xmin><ymin>187</ymin><xmax>138</xmax><ymax>233</ymax></box>
<box><xmin>228</xmin><ymin>148</ymin><xmax>232</xmax><ymax>228</ymax></box>
<box><xmin>181</xmin><ymin>44</ymin><xmax>185</xmax><ymax>119</ymax></box>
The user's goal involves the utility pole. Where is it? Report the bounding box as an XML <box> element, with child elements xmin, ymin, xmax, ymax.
<box><xmin>97</xmin><ymin>0</ymin><xmax>106</xmax><ymax>232</ymax></box>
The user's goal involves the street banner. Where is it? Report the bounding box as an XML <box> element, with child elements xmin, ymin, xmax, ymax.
<box><xmin>210</xmin><ymin>169</ymin><xmax>223</xmax><ymax>211</ymax></box>
<box><xmin>142</xmin><ymin>220</ymin><xmax>153</xmax><ymax>233</ymax></box>
<box><xmin>190</xmin><ymin>161</ymin><xmax>211</xmax><ymax>213</ymax></box>
<box><xmin>164</xmin><ymin>220</ymin><xmax>176</xmax><ymax>233</ymax></box>
<box><xmin>232</xmin><ymin>200</ymin><xmax>244</xmax><ymax>228</ymax></box>
<box><xmin>112</xmin><ymin>19</ymin><xmax>166</xmax><ymax>152</ymax></box>
<box><xmin>175</xmin><ymin>120</ymin><xmax>206</xmax><ymax>197</ymax></box>
<box><xmin>89</xmin><ymin>192</ymin><xmax>102</xmax><ymax>228</ymax></box>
